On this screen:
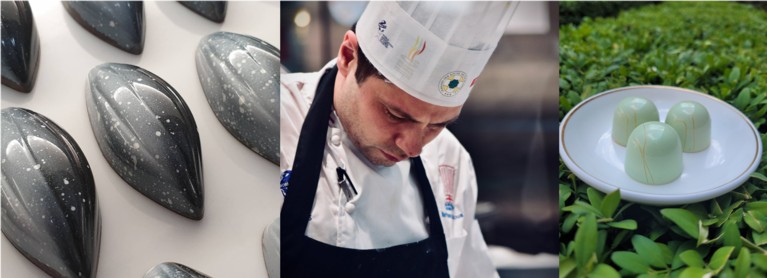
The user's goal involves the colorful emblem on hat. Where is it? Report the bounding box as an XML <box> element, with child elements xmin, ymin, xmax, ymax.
<box><xmin>438</xmin><ymin>71</ymin><xmax>467</xmax><ymax>97</ymax></box>
<box><xmin>407</xmin><ymin>36</ymin><xmax>426</xmax><ymax>62</ymax></box>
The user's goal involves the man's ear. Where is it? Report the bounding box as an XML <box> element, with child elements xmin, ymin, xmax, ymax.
<box><xmin>337</xmin><ymin>30</ymin><xmax>358</xmax><ymax>78</ymax></box>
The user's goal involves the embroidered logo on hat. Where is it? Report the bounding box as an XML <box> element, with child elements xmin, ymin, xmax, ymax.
<box><xmin>438</xmin><ymin>71</ymin><xmax>466</xmax><ymax>97</ymax></box>
<box><xmin>376</xmin><ymin>20</ymin><xmax>393</xmax><ymax>48</ymax></box>
<box><xmin>407</xmin><ymin>36</ymin><xmax>426</xmax><ymax>63</ymax></box>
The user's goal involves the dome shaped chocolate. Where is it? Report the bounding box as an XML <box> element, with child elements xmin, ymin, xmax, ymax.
<box><xmin>612</xmin><ymin>96</ymin><xmax>659</xmax><ymax>146</ymax></box>
<box><xmin>665</xmin><ymin>101</ymin><xmax>711</xmax><ymax>153</ymax></box>
<box><xmin>625</xmin><ymin>122</ymin><xmax>683</xmax><ymax>185</ymax></box>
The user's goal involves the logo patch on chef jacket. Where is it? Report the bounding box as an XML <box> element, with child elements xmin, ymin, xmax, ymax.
<box><xmin>439</xmin><ymin>165</ymin><xmax>464</xmax><ymax>220</ymax></box>
<box><xmin>280</xmin><ymin>170</ymin><xmax>291</xmax><ymax>197</ymax></box>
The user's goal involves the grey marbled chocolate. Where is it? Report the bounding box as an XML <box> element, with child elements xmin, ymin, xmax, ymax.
<box><xmin>195</xmin><ymin>32</ymin><xmax>279</xmax><ymax>164</ymax></box>
<box><xmin>144</xmin><ymin>262</ymin><xmax>211</xmax><ymax>278</ymax></box>
<box><xmin>1</xmin><ymin>1</ymin><xmax>40</xmax><ymax>92</ymax></box>
<box><xmin>63</xmin><ymin>1</ymin><xmax>145</xmax><ymax>54</ymax></box>
<box><xmin>86</xmin><ymin>63</ymin><xmax>204</xmax><ymax>220</ymax></box>
<box><xmin>1</xmin><ymin>107</ymin><xmax>101</xmax><ymax>278</ymax></box>
<box><xmin>178</xmin><ymin>1</ymin><xmax>227</xmax><ymax>23</ymax></box>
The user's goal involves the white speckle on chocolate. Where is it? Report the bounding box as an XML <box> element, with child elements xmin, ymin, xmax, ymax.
<box><xmin>194</xmin><ymin>32</ymin><xmax>279</xmax><ymax>164</ymax></box>
<box><xmin>85</xmin><ymin>63</ymin><xmax>204</xmax><ymax>220</ymax></box>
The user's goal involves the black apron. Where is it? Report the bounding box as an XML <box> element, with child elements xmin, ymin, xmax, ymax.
<box><xmin>280</xmin><ymin>66</ymin><xmax>450</xmax><ymax>278</ymax></box>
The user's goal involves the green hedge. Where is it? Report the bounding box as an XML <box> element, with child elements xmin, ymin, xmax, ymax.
<box><xmin>559</xmin><ymin>2</ymin><xmax>767</xmax><ymax>277</ymax></box>
<box><xmin>559</xmin><ymin>1</ymin><xmax>657</xmax><ymax>26</ymax></box>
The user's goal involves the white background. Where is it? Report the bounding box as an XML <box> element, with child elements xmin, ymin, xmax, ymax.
<box><xmin>1</xmin><ymin>1</ymin><xmax>280</xmax><ymax>277</ymax></box>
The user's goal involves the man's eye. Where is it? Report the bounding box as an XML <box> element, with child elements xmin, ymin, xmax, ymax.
<box><xmin>385</xmin><ymin>109</ymin><xmax>404</xmax><ymax>121</ymax></box>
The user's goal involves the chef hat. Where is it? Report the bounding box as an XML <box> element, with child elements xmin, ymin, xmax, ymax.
<box><xmin>356</xmin><ymin>1</ymin><xmax>518</xmax><ymax>107</ymax></box>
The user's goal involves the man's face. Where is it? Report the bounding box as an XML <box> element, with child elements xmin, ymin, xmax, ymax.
<box><xmin>335</xmin><ymin>65</ymin><xmax>462</xmax><ymax>167</ymax></box>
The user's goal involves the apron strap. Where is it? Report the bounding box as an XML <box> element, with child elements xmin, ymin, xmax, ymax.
<box><xmin>281</xmin><ymin>66</ymin><xmax>338</xmax><ymax>243</ymax></box>
<box><xmin>411</xmin><ymin>157</ymin><xmax>449</xmax><ymax>262</ymax></box>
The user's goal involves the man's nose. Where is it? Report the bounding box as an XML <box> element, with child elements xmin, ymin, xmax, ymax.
<box><xmin>395</xmin><ymin>128</ymin><xmax>424</xmax><ymax>158</ymax></box>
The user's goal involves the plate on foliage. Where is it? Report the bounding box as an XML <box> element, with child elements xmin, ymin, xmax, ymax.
<box><xmin>559</xmin><ymin>86</ymin><xmax>762</xmax><ymax>205</ymax></box>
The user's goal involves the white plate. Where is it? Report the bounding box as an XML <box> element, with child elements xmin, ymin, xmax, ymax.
<box><xmin>559</xmin><ymin>86</ymin><xmax>762</xmax><ymax>205</ymax></box>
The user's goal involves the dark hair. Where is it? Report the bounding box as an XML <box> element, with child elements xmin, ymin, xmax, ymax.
<box><xmin>351</xmin><ymin>23</ymin><xmax>381</xmax><ymax>85</ymax></box>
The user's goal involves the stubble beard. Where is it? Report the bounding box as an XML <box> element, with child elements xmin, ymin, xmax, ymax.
<box><xmin>339</xmin><ymin>110</ymin><xmax>398</xmax><ymax>167</ymax></box>
<box><xmin>336</xmin><ymin>92</ymin><xmax>400</xmax><ymax>167</ymax></box>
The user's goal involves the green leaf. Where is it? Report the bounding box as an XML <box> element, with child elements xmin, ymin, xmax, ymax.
<box><xmin>753</xmin><ymin>230</ymin><xmax>767</xmax><ymax>246</ymax></box>
<box><xmin>661</xmin><ymin>208</ymin><xmax>700</xmax><ymax>239</ymax></box>
<box><xmin>632</xmin><ymin>235</ymin><xmax>667</xmax><ymax>268</ymax></box>
<box><xmin>734</xmin><ymin>87</ymin><xmax>751</xmax><ymax>109</ymax></box>
<box><xmin>564</xmin><ymin>201</ymin><xmax>603</xmax><ymax>217</ymax></box>
<box><xmin>660</xmin><ymin>208</ymin><xmax>700</xmax><ymax>239</ymax></box>
<box><xmin>587</xmin><ymin>264</ymin><xmax>620</xmax><ymax>278</ymax></box>
<box><xmin>560</xmin><ymin>78</ymin><xmax>571</xmax><ymax>90</ymax></box>
<box><xmin>679</xmin><ymin>267</ymin><xmax>712</xmax><ymax>278</ymax></box>
<box><xmin>612</xmin><ymin>251</ymin><xmax>650</xmax><ymax>274</ymax></box>
<box><xmin>672</xmin><ymin>241</ymin><xmax>697</xmax><ymax>269</ymax></box>
<box><xmin>607</xmin><ymin>219</ymin><xmax>637</xmax><ymax>230</ymax></box>
<box><xmin>709</xmin><ymin>246</ymin><xmax>735</xmax><ymax>274</ymax></box>
<box><xmin>753</xmin><ymin>254</ymin><xmax>767</xmax><ymax>271</ymax></box>
<box><xmin>559</xmin><ymin>184</ymin><xmax>573</xmax><ymax>205</ymax></box>
<box><xmin>743</xmin><ymin>234</ymin><xmax>766</xmax><ymax>253</ymax></box>
<box><xmin>745</xmin><ymin>201</ymin><xmax>767</xmax><ymax>215</ymax></box>
<box><xmin>719</xmin><ymin>268</ymin><xmax>736</xmax><ymax>278</ymax></box>
<box><xmin>702</xmin><ymin>217</ymin><xmax>719</xmax><ymax>226</ymax></box>
<box><xmin>734</xmin><ymin>248</ymin><xmax>750</xmax><ymax>278</ymax></box>
<box><xmin>600</xmin><ymin>189</ymin><xmax>621</xmax><ymax>217</ymax></box>
<box><xmin>687</xmin><ymin>204</ymin><xmax>708</xmax><ymax>220</ymax></box>
<box><xmin>679</xmin><ymin>250</ymin><xmax>705</xmax><ymax>268</ymax></box>
<box><xmin>697</xmin><ymin>220</ymin><xmax>709</xmax><ymax>246</ymax></box>
<box><xmin>575</xmin><ymin>214</ymin><xmax>598</xmax><ymax>275</ymax></box>
<box><xmin>562</xmin><ymin>213</ymin><xmax>578</xmax><ymax>234</ymax></box>
<box><xmin>587</xmin><ymin>187</ymin><xmax>604</xmax><ymax>210</ymax></box>
<box><xmin>721</xmin><ymin>221</ymin><xmax>742</xmax><ymax>253</ymax></box>
<box><xmin>559</xmin><ymin>257</ymin><xmax>576</xmax><ymax>278</ymax></box>
<box><xmin>659</xmin><ymin>243</ymin><xmax>674</xmax><ymax>266</ymax></box>
<box><xmin>751</xmin><ymin>172</ymin><xmax>767</xmax><ymax>183</ymax></box>
<box><xmin>729</xmin><ymin>67</ymin><xmax>741</xmax><ymax>85</ymax></box>
<box><xmin>711</xmin><ymin>199</ymin><xmax>724</xmax><ymax>216</ymax></box>
<box><xmin>597</xmin><ymin>230</ymin><xmax>607</xmax><ymax>262</ymax></box>
<box><xmin>718</xmin><ymin>200</ymin><xmax>745</xmax><ymax>226</ymax></box>
<box><xmin>744</xmin><ymin>210</ymin><xmax>765</xmax><ymax>233</ymax></box>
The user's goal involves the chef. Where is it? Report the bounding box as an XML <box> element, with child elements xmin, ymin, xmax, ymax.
<box><xmin>278</xmin><ymin>2</ymin><xmax>517</xmax><ymax>277</ymax></box>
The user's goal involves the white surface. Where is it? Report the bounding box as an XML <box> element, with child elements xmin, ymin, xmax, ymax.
<box><xmin>487</xmin><ymin>245</ymin><xmax>558</xmax><ymax>269</ymax></box>
<box><xmin>1</xmin><ymin>1</ymin><xmax>280</xmax><ymax>277</ymax></box>
<box><xmin>559</xmin><ymin>86</ymin><xmax>762</xmax><ymax>206</ymax></box>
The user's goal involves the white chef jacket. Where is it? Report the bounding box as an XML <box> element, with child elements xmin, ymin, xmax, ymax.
<box><xmin>279</xmin><ymin>60</ymin><xmax>498</xmax><ymax>278</ymax></box>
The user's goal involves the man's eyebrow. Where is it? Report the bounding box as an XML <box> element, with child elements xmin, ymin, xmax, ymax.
<box><xmin>387</xmin><ymin>105</ymin><xmax>459</xmax><ymax>127</ymax></box>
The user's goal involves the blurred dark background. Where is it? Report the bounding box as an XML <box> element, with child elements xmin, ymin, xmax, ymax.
<box><xmin>281</xmin><ymin>2</ymin><xmax>559</xmax><ymax>275</ymax></box>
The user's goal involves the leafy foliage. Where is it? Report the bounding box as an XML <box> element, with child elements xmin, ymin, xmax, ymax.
<box><xmin>559</xmin><ymin>2</ymin><xmax>767</xmax><ymax>277</ymax></box>
<box><xmin>559</xmin><ymin>1</ymin><xmax>657</xmax><ymax>26</ymax></box>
